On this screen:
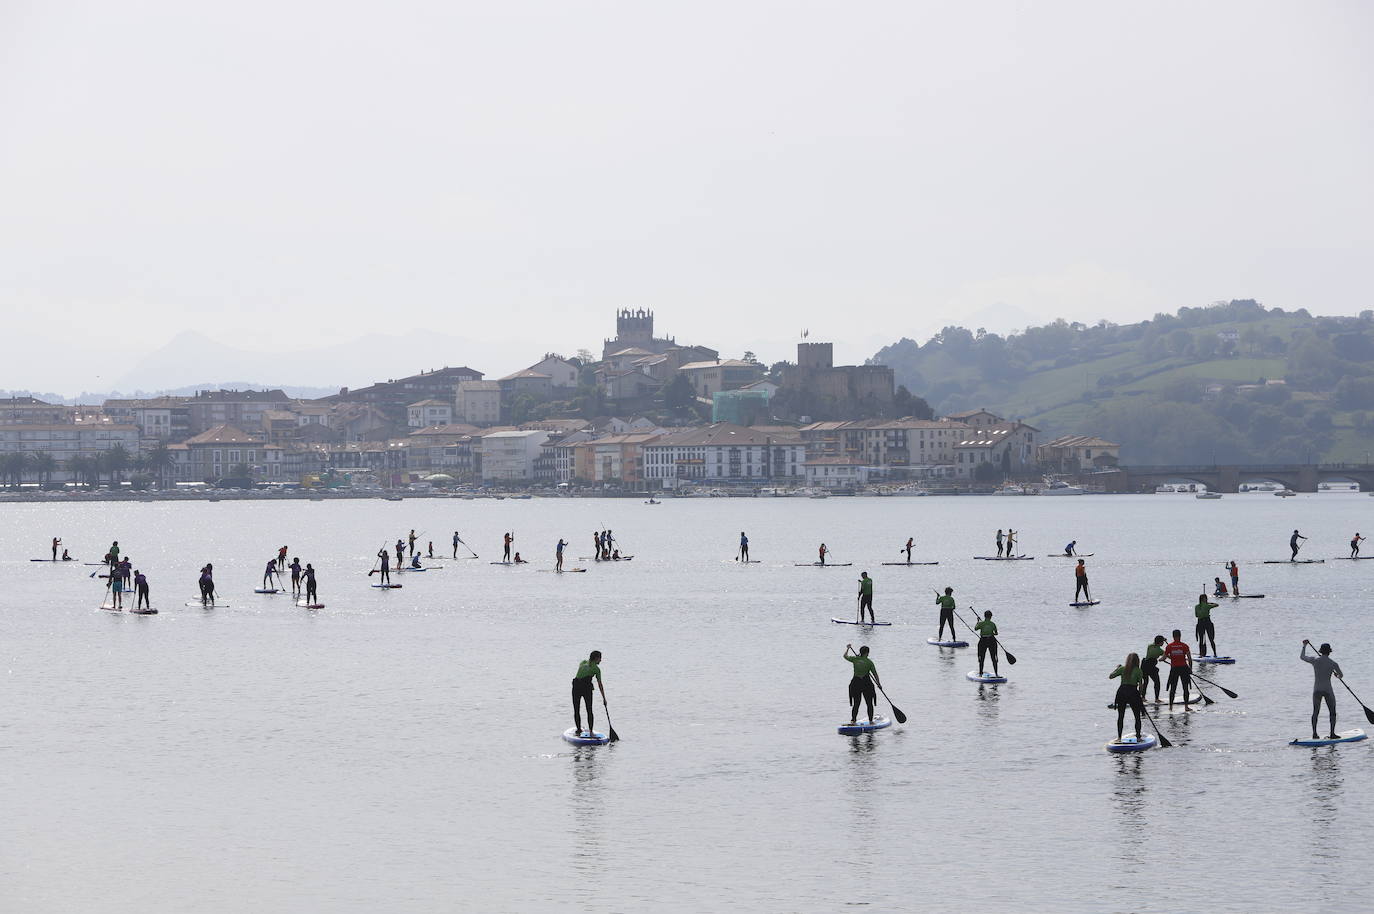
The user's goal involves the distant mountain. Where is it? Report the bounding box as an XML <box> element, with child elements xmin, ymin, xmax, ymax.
<box><xmin>872</xmin><ymin>300</ymin><xmax>1374</xmax><ymax>464</ymax></box>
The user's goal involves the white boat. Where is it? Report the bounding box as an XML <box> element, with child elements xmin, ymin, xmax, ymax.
<box><xmin>809</xmin><ymin>491</ymin><xmax>830</xmax><ymax>499</ymax></box>
<box><xmin>1156</xmin><ymin>485</ymin><xmax>1176</xmax><ymax>493</ymax></box>
<box><xmin>1040</xmin><ymin>480</ymin><xmax>1084</xmax><ymax>496</ymax></box>
<box><xmin>1196</xmin><ymin>492</ymin><xmax>1223</xmax><ymax>499</ymax></box>
<box><xmin>1275</xmin><ymin>489</ymin><xmax>1297</xmax><ymax>497</ymax></box>
<box><xmin>994</xmin><ymin>485</ymin><xmax>1033</xmax><ymax>496</ymax></box>
<box><xmin>891</xmin><ymin>486</ymin><xmax>929</xmax><ymax>497</ymax></box>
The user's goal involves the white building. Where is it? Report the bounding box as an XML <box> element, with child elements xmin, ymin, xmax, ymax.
<box><xmin>479</xmin><ymin>429</ymin><xmax>550</xmax><ymax>483</ymax></box>
<box><xmin>166</xmin><ymin>425</ymin><xmax>283</xmax><ymax>482</ymax></box>
<box><xmin>0</xmin><ymin>423</ymin><xmax>141</xmax><ymax>482</ymax></box>
<box><xmin>641</xmin><ymin>423</ymin><xmax>805</xmax><ymax>488</ymax></box>
<box><xmin>457</xmin><ymin>381</ymin><xmax>502</xmax><ymax>426</ymax></box>
<box><xmin>407</xmin><ymin>399</ymin><xmax>454</xmax><ymax>428</ymax></box>
<box><xmin>804</xmin><ymin>456</ymin><xmax>870</xmax><ymax>489</ymax></box>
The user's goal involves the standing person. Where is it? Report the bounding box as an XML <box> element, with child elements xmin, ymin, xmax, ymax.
<box><xmin>263</xmin><ymin>558</ymin><xmax>278</xmax><ymax>590</ymax></box>
<box><xmin>51</xmin><ymin>537</ymin><xmax>61</xmax><ymax>561</ymax></box>
<box><xmin>1073</xmin><ymin>559</ymin><xmax>1090</xmax><ymax>603</ymax></box>
<box><xmin>1213</xmin><ymin>576</ymin><xmax>1229</xmax><ymax>597</ymax></box>
<box><xmin>856</xmin><ymin>572</ymin><xmax>875</xmax><ymax>623</ymax></box>
<box><xmin>119</xmin><ymin>558</ymin><xmax>132</xmax><ymax>590</ymax></box>
<box><xmin>934</xmin><ymin>587</ymin><xmax>957</xmax><ymax>641</ymax></box>
<box><xmin>604</xmin><ymin>530</ymin><xmax>615</xmax><ymax>560</ymax></box>
<box><xmin>571</xmin><ymin>650</ymin><xmax>605</xmax><ymax>739</ymax></box>
<box><xmin>134</xmin><ymin>569</ymin><xmax>151</xmax><ymax>611</ymax></box>
<box><xmin>452</xmin><ymin>531</ymin><xmax>461</xmax><ymax>559</ymax></box>
<box><xmin>198</xmin><ymin>564</ymin><xmax>216</xmax><ymax>605</ymax></box>
<box><xmin>974</xmin><ymin>610</ymin><xmax>1000</xmax><ymax>677</ymax></box>
<box><xmin>739</xmin><ymin>531</ymin><xmax>750</xmax><ymax>562</ymax></box>
<box><xmin>818</xmin><ymin>543</ymin><xmax>829</xmax><ymax>566</ymax></box>
<box><xmin>1301</xmin><ymin>640</ymin><xmax>1344</xmax><ymax>740</ymax></box>
<box><xmin>1351</xmin><ymin>533</ymin><xmax>1365</xmax><ymax>558</ymax></box>
<box><xmin>503</xmin><ymin>532</ymin><xmax>513</xmax><ymax>562</ymax></box>
<box><xmin>903</xmin><ymin>537</ymin><xmax>914</xmax><ymax>563</ymax></box>
<box><xmin>110</xmin><ymin>570</ymin><xmax>125</xmax><ymax>609</ymax></box>
<box><xmin>376</xmin><ymin>548</ymin><xmax>392</xmax><ymax>585</ymax></box>
<box><xmin>394</xmin><ymin>539</ymin><xmax>405</xmax><ymax>569</ymax></box>
<box><xmin>289</xmin><ymin>557</ymin><xmax>302</xmax><ymax>595</ymax></box>
<box><xmin>995</xmin><ymin>529</ymin><xmax>1005</xmax><ymax>557</ymax></box>
<box><xmin>1109</xmin><ymin>653</ymin><xmax>1146</xmax><ymax>742</ymax></box>
<box><xmin>1005</xmin><ymin>529</ymin><xmax>1017</xmax><ymax>557</ymax></box>
<box><xmin>843</xmin><ymin>644</ymin><xmax>881</xmax><ymax>726</ymax></box>
<box><xmin>408</xmin><ymin>529</ymin><xmax>417</xmax><ymax>556</ymax></box>
<box><xmin>302</xmin><ymin>563</ymin><xmax>318</xmax><ymax>605</ymax></box>
<box><xmin>591</xmin><ymin>531</ymin><xmax>601</xmax><ymax>562</ymax></box>
<box><xmin>1140</xmin><ymin>635</ymin><xmax>1167</xmax><ymax>701</ymax></box>
<box><xmin>1228</xmin><ymin>560</ymin><xmax>1241</xmax><ymax>596</ymax></box>
<box><xmin>427</xmin><ymin>541</ymin><xmax>434</xmax><ymax>559</ymax></box>
<box><xmin>1063</xmin><ymin>540</ymin><xmax>1077</xmax><ymax>557</ymax></box>
<box><xmin>1195</xmin><ymin>593</ymin><xmax>1220</xmax><ymax>656</ymax></box>
<box><xmin>1290</xmin><ymin>529</ymin><xmax>1307</xmax><ymax>561</ymax></box>
<box><xmin>277</xmin><ymin>545</ymin><xmax>288</xmax><ymax>570</ymax></box>
<box><xmin>556</xmin><ymin>538</ymin><xmax>567</xmax><ymax>572</ymax></box>
<box><xmin>1164</xmin><ymin>629</ymin><xmax>1193</xmax><ymax>708</ymax></box>
<box><xmin>108</xmin><ymin>540</ymin><xmax>121</xmax><ymax>568</ymax></box>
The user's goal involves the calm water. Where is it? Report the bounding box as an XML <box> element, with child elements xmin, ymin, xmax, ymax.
<box><xmin>2</xmin><ymin>493</ymin><xmax>1371</xmax><ymax>913</ymax></box>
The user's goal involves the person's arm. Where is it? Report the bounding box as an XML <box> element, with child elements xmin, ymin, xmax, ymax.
<box><xmin>1334</xmin><ymin>662</ymin><xmax>1344</xmax><ymax>680</ymax></box>
<box><xmin>844</xmin><ymin>644</ymin><xmax>855</xmax><ymax>659</ymax></box>
<box><xmin>1110</xmin><ymin>666</ymin><xmax>1122</xmax><ymax>679</ymax></box>
<box><xmin>596</xmin><ymin>671</ymin><xmax>606</xmax><ymax>697</ymax></box>
<box><xmin>1301</xmin><ymin>641</ymin><xmax>1314</xmax><ymax>662</ymax></box>
<box><xmin>1207</xmin><ymin>601</ymin><xmax>1218</xmax><ymax>610</ymax></box>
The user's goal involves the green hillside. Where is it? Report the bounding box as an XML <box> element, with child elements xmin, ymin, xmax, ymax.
<box><xmin>872</xmin><ymin>301</ymin><xmax>1374</xmax><ymax>464</ymax></box>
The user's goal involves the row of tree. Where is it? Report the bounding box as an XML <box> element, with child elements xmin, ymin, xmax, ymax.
<box><xmin>0</xmin><ymin>443</ymin><xmax>178</xmax><ymax>488</ymax></box>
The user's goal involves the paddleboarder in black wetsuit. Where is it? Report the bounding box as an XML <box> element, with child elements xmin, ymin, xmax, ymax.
<box><xmin>1164</xmin><ymin>629</ymin><xmax>1193</xmax><ymax>707</ymax></box>
<box><xmin>1351</xmin><ymin>533</ymin><xmax>1365</xmax><ymax>558</ymax></box>
<box><xmin>935</xmin><ymin>587</ymin><xmax>957</xmax><ymax>641</ymax></box>
<box><xmin>289</xmin><ymin>558</ymin><xmax>302</xmax><ymax>595</ymax></box>
<box><xmin>394</xmin><ymin>539</ymin><xmax>405</xmax><ymax>569</ymax></box>
<box><xmin>739</xmin><ymin>532</ymin><xmax>750</xmax><ymax>562</ymax></box>
<box><xmin>376</xmin><ymin>549</ymin><xmax>391</xmax><ymax>584</ymax></box>
<box><xmin>198</xmin><ymin>564</ymin><xmax>216</xmax><ymax>605</ymax></box>
<box><xmin>1290</xmin><ymin>529</ymin><xmax>1307</xmax><ymax>561</ymax></box>
<box><xmin>134</xmin><ymin>570</ymin><xmax>150</xmax><ymax>610</ymax></box>
<box><xmin>844</xmin><ymin>644</ymin><xmax>881</xmax><ymax>726</ymax></box>
<box><xmin>572</xmin><ymin>650</ymin><xmax>605</xmax><ymax>738</ymax></box>
<box><xmin>857</xmin><ymin>572</ymin><xmax>875</xmax><ymax>623</ymax></box>
<box><xmin>974</xmin><ymin>610</ymin><xmax>1000</xmax><ymax>677</ymax></box>
<box><xmin>302</xmin><ymin>563</ymin><xmax>318</xmax><ymax>605</ymax></box>
<box><xmin>903</xmin><ymin>537</ymin><xmax>914</xmax><ymax>563</ymax></box>
<box><xmin>408</xmin><ymin>530</ymin><xmax>417</xmax><ymax>556</ymax></box>
<box><xmin>51</xmin><ymin>537</ymin><xmax>61</xmax><ymax>561</ymax></box>
<box><xmin>1073</xmin><ymin>559</ymin><xmax>1090</xmax><ymax>603</ymax></box>
<box><xmin>452</xmin><ymin>531</ymin><xmax>461</xmax><ymax>559</ymax></box>
<box><xmin>1301</xmin><ymin>640</ymin><xmax>1343</xmax><ymax>740</ymax></box>
<box><xmin>504</xmin><ymin>532</ymin><xmax>513</xmax><ymax>562</ymax></box>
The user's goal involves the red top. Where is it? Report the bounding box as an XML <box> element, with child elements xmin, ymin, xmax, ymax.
<box><xmin>1164</xmin><ymin>640</ymin><xmax>1192</xmax><ymax>667</ymax></box>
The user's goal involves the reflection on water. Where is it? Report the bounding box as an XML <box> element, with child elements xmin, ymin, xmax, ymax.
<box><xmin>1110</xmin><ymin>754</ymin><xmax>1150</xmax><ymax>868</ymax></box>
<box><xmin>568</xmin><ymin>746</ymin><xmax>608</xmax><ymax>880</ymax></box>
<box><xmin>973</xmin><ymin>683</ymin><xmax>1003</xmax><ymax>723</ymax></box>
<box><xmin>1307</xmin><ymin>749</ymin><xmax>1343</xmax><ymax>864</ymax></box>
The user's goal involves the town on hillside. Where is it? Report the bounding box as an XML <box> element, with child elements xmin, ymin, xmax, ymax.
<box><xmin>0</xmin><ymin>310</ymin><xmax>1120</xmax><ymax>496</ymax></box>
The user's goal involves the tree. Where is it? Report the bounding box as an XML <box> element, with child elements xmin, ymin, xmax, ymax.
<box><xmin>102</xmin><ymin>445</ymin><xmax>132</xmax><ymax>484</ymax></box>
<box><xmin>0</xmin><ymin>452</ymin><xmax>26</xmax><ymax>487</ymax></box>
<box><xmin>663</xmin><ymin>375</ymin><xmax>695</xmax><ymax>413</ymax></box>
<box><xmin>742</xmin><ymin>351</ymin><xmax>757</xmax><ymax>364</ymax></box>
<box><xmin>144</xmin><ymin>441</ymin><xmax>175</xmax><ymax>489</ymax></box>
<box><xmin>892</xmin><ymin>385</ymin><xmax>934</xmax><ymax>419</ymax></box>
<box><xmin>29</xmin><ymin>452</ymin><xmax>56</xmax><ymax>487</ymax></box>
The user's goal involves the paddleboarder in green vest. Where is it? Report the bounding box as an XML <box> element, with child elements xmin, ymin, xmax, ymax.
<box><xmin>857</xmin><ymin>572</ymin><xmax>875</xmax><ymax>623</ymax></box>
<box><xmin>935</xmin><ymin>587</ymin><xmax>957</xmax><ymax>641</ymax></box>
<box><xmin>1109</xmin><ymin>652</ymin><xmax>1146</xmax><ymax>741</ymax></box>
<box><xmin>1140</xmin><ymin>635</ymin><xmax>1166</xmax><ymax>701</ymax></box>
<box><xmin>844</xmin><ymin>644</ymin><xmax>882</xmax><ymax>726</ymax></box>
<box><xmin>572</xmin><ymin>650</ymin><xmax>605</xmax><ymax>738</ymax></box>
<box><xmin>974</xmin><ymin>610</ymin><xmax>1000</xmax><ymax>676</ymax></box>
<box><xmin>1194</xmin><ymin>593</ymin><xmax>1219</xmax><ymax>657</ymax></box>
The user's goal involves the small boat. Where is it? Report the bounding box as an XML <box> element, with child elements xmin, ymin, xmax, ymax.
<box><xmin>809</xmin><ymin>492</ymin><xmax>830</xmax><ymax>499</ymax></box>
<box><xmin>1195</xmin><ymin>492</ymin><xmax>1223</xmax><ymax>499</ymax></box>
<box><xmin>644</xmin><ymin>499</ymin><xmax>661</xmax><ymax>505</ymax></box>
<box><xmin>1275</xmin><ymin>489</ymin><xmax>1296</xmax><ymax>497</ymax></box>
<box><xmin>1040</xmin><ymin>480</ymin><xmax>1084</xmax><ymax>496</ymax></box>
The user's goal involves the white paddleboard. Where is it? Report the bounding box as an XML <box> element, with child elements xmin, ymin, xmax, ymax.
<box><xmin>1105</xmin><ymin>733</ymin><xmax>1157</xmax><ymax>753</ymax></box>
<box><xmin>967</xmin><ymin>670</ymin><xmax>1006</xmax><ymax>683</ymax></box>
<box><xmin>837</xmin><ymin>716</ymin><xmax>891</xmax><ymax>735</ymax></box>
<box><xmin>927</xmin><ymin>638</ymin><xmax>969</xmax><ymax>647</ymax></box>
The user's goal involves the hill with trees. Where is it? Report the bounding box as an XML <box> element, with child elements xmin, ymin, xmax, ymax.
<box><xmin>872</xmin><ymin>300</ymin><xmax>1374</xmax><ymax>464</ymax></box>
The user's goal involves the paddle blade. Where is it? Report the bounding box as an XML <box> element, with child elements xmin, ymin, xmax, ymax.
<box><xmin>1156</xmin><ymin>732</ymin><xmax>1173</xmax><ymax>748</ymax></box>
<box><xmin>1199</xmin><ymin>693</ymin><xmax>1215</xmax><ymax>705</ymax></box>
<box><xmin>1364</xmin><ymin>705</ymin><xmax>1374</xmax><ymax>725</ymax></box>
<box><xmin>1003</xmin><ymin>650</ymin><xmax>1018</xmax><ymax>665</ymax></box>
<box><xmin>890</xmin><ymin>704</ymin><xmax>907</xmax><ymax>724</ymax></box>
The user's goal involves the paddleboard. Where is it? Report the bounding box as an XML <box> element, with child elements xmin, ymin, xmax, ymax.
<box><xmin>371</xmin><ymin>583</ymin><xmax>403</xmax><ymax>589</ymax></box>
<box><xmin>881</xmin><ymin>561</ymin><xmax>939</xmax><ymax>566</ymax></box>
<box><xmin>795</xmin><ymin>562</ymin><xmax>853</xmax><ymax>567</ymax></box>
<box><xmin>490</xmin><ymin>561</ymin><xmax>518</xmax><ymax>566</ymax></box>
<box><xmin>1069</xmin><ymin>601</ymin><xmax>1101</xmax><ymax>607</ymax></box>
<box><xmin>974</xmin><ymin>556</ymin><xmax>1034</xmax><ymax>561</ymax></box>
<box><xmin>1231</xmin><ymin>594</ymin><xmax>1266</xmax><ymax>599</ymax></box>
<box><xmin>297</xmin><ymin>602</ymin><xmax>326</xmax><ymax>609</ymax></box>
<box><xmin>397</xmin><ymin>567</ymin><xmax>428</xmax><ymax>572</ymax></box>
<box><xmin>1262</xmin><ymin>559</ymin><xmax>1325</xmax><ymax>564</ymax></box>
<box><xmin>831</xmin><ymin>618</ymin><xmax>893</xmax><ymax>626</ymax></box>
<box><xmin>83</xmin><ymin>562</ymin><xmax>107</xmax><ymax>566</ymax></box>
<box><xmin>1196</xmin><ymin>655</ymin><xmax>1235</xmax><ymax>664</ymax></box>
<box><xmin>1105</xmin><ymin>734</ymin><xmax>1157</xmax><ymax>753</ymax></box>
<box><xmin>1048</xmin><ymin>553</ymin><xmax>1094</xmax><ymax>557</ymax></box>
<box><xmin>539</xmin><ymin>568</ymin><xmax>587</xmax><ymax>573</ymax></box>
<box><xmin>733</xmin><ymin>559</ymin><xmax>763</xmax><ymax>564</ymax></box>
<box><xmin>1334</xmin><ymin>556</ymin><xmax>1374</xmax><ymax>560</ymax></box>
<box><xmin>254</xmin><ymin>588</ymin><xmax>280</xmax><ymax>594</ymax></box>
<box><xmin>927</xmin><ymin>638</ymin><xmax>969</xmax><ymax>647</ymax></box>
<box><xmin>184</xmin><ymin>600</ymin><xmax>229</xmax><ymax>607</ymax></box>
<box><xmin>562</xmin><ymin>728</ymin><xmax>610</xmax><ymax>746</ymax></box>
<box><xmin>1146</xmin><ymin>696</ymin><xmax>1203</xmax><ymax>706</ymax></box>
<box><xmin>102</xmin><ymin>605</ymin><xmax>157</xmax><ymax>614</ymax></box>
<box><xmin>837</xmin><ymin>716</ymin><xmax>891</xmax><ymax>735</ymax></box>
<box><xmin>967</xmin><ymin>670</ymin><xmax>1006</xmax><ymax>683</ymax></box>
<box><xmin>1290</xmin><ymin>730</ymin><xmax>1367</xmax><ymax>747</ymax></box>
<box><xmin>29</xmin><ymin>558</ymin><xmax>64</xmax><ymax>562</ymax></box>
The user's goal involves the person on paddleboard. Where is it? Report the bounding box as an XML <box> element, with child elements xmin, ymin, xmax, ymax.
<box><xmin>61</xmin><ymin>548</ymin><xmax>71</xmax><ymax>561</ymax></box>
<box><xmin>504</xmin><ymin>532</ymin><xmax>513</xmax><ymax>562</ymax></box>
<box><xmin>857</xmin><ymin>572</ymin><xmax>875</xmax><ymax>623</ymax></box>
<box><xmin>1290</xmin><ymin>529</ymin><xmax>1307</xmax><ymax>561</ymax></box>
<box><xmin>571</xmin><ymin>650</ymin><xmax>605</xmax><ymax>738</ymax></box>
<box><xmin>289</xmin><ymin>557</ymin><xmax>302</xmax><ymax>595</ymax></box>
<box><xmin>51</xmin><ymin>537</ymin><xmax>61</xmax><ymax>561</ymax></box>
<box><xmin>739</xmin><ymin>532</ymin><xmax>750</xmax><ymax>562</ymax></box>
<box><xmin>1164</xmin><ymin>629</ymin><xmax>1193</xmax><ymax>707</ymax></box>
<box><xmin>1140</xmin><ymin>635</ymin><xmax>1166</xmax><ymax>702</ymax></box>
<box><xmin>1063</xmin><ymin>540</ymin><xmax>1077</xmax><ymax>556</ymax></box>
<box><xmin>408</xmin><ymin>530</ymin><xmax>417</xmax><ymax>556</ymax></box>
<box><xmin>118</xmin><ymin>558</ymin><xmax>132</xmax><ymax>590</ymax></box>
<box><xmin>452</xmin><ymin>531</ymin><xmax>461</xmax><ymax>559</ymax></box>
<box><xmin>409</xmin><ymin>552</ymin><xmax>422</xmax><ymax>569</ymax></box>
<box><xmin>1227</xmin><ymin>560</ymin><xmax>1240</xmax><ymax>595</ymax></box>
<box><xmin>818</xmin><ymin>543</ymin><xmax>829</xmax><ymax>566</ymax></box>
<box><xmin>198</xmin><ymin>564</ymin><xmax>216</xmax><ymax>605</ymax></box>
<box><xmin>109</xmin><ymin>570</ymin><xmax>125</xmax><ymax>609</ymax></box>
<box><xmin>1109</xmin><ymin>653</ymin><xmax>1146</xmax><ymax>742</ymax></box>
<box><xmin>1351</xmin><ymin>533</ymin><xmax>1365</xmax><ymax>558</ymax></box>
<box><xmin>1301</xmin><ymin>641</ymin><xmax>1344</xmax><ymax>740</ymax></box>
<box><xmin>844</xmin><ymin>644</ymin><xmax>882</xmax><ymax>726</ymax></box>
<box><xmin>263</xmin><ymin>558</ymin><xmax>278</xmax><ymax>590</ymax></box>
<box><xmin>995</xmin><ymin>529</ymin><xmax>1004</xmax><ymax>557</ymax></box>
<box><xmin>556</xmin><ymin>538</ymin><xmax>567</xmax><ymax>572</ymax></box>
<box><xmin>302</xmin><ymin>563</ymin><xmax>318</xmax><ymax>605</ymax></box>
<box><xmin>1195</xmin><ymin>593</ymin><xmax>1220</xmax><ymax>656</ymax></box>
<box><xmin>107</xmin><ymin>541</ymin><xmax>120</xmax><ymax>568</ymax></box>
<box><xmin>1005</xmin><ymin>529</ymin><xmax>1017</xmax><ymax>557</ymax></box>
<box><xmin>935</xmin><ymin>587</ymin><xmax>957</xmax><ymax>641</ymax></box>
<box><xmin>974</xmin><ymin>610</ymin><xmax>1000</xmax><ymax>677</ymax></box>
<box><xmin>394</xmin><ymin>539</ymin><xmax>405</xmax><ymax>569</ymax></box>
<box><xmin>1073</xmin><ymin>559</ymin><xmax>1090</xmax><ymax>603</ymax></box>
<box><xmin>1213</xmin><ymin>576</ymin><xmax>1228</xmax><ymax>597</ymax></box>
<box><xmin>376</xmin><ymin>548</ymin><xmax>392</xmax><ymax>584</ymax></box>
<box><xmin>277</xmin><ymin>545</ymin><xmax>288</xmax><ymax>569</ymax></box>
<box><xmin>513</xmin><ymin>552</ymin><xmax>525</xmax><ymax>564</ymax></box>
<box><xmin>427</xmin><ymin>541</ymin><xmax>433</xmax><ymax>559</ymax></box>
<box><xmin>134</xmin><ymin>569</ymin><xmax>150</xmax><ymax>611</ymax></box>
<box><xmin>903</xmin><ymin>537</ymin><xmax>914</xmax><ymax>562</ymax></box>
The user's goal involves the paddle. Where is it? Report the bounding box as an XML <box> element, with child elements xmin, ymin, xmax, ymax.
<box><xmin>1186</xmin><ymin>677</ymin><xmax>1216</xmax><ymax>706</ymax></box>
<box><xmin>958</xmin><ymin>608</ymin><xmax>1017</xmax><ymax>665</ymax></box>
<box><xmin>600</xmin><ymin>694</ymin><xmax>619</xmax><ymax>741</ymax></box>
<box><xmin>367</xmin><ymin>540</ymin><xmax>386</xmax><ymax>576</ymax></box>
<box><xmin>1138</xmin><ymin>702</ymin><xmax>1173</xmax><ymax>748</ymax></box>
<box><xmin>1189</xmin><ymin>670</ymin><xmax>1239</xmax><ymax>699</ymax></box>
<box><xmin>1338</xmin><ymin>679</ymin><xmax>1374</xmax><ymax>725</ymax></box>
<box><xmin>874</xmin><ymin>679</ymin><xmax>907</xmax><ymax>724</ymax></box>
<box><xmin>455</xmin><ymin>534</ymin><xmax>478</xmax><ymax>558</ymax></box>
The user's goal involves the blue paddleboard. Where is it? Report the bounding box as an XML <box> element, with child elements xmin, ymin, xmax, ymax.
<box><xmin>967</xmin><ymin>670</ymin><xmax>1007</xmax><ymax>683</ymax></box>
<box><xmin>1105</xmin><ymin>733</ymin><xmax>1157</xmax><ymax>753</ymax></box>
<box><xmin>1290</xmin><ymin>730</ymin><xmax>1367</xmax><ymax>747</ymax></box>
<box><xmin>563</xmin><ymin>728</ymin><xmax>610</xmax><ymax>746</ymax></box>
<box><xmin>927</xmin><ymin>638</ymin><xmax>969</xmax><ymax>647</ymax></box>
<box><xmin>837</xmin><ymin>716</ymin><xmax>892</xmax><ymax>735</ymax></box>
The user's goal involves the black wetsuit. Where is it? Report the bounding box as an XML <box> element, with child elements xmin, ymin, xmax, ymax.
<box><xmin>377</xmin><ymin>553</ymin><xmax>391</xmax><ymax>584</ymax></box>
<box><xmin>572</xmin><ymin>674</ymin><xmax>596</xmax><ymax>734</ymax></box>
<box><xmin>304</xmin><ymin>569</ymin><xmax>317</xmax><ymax>603</ymax></box>
<box><xmin>849</xmin><ymin>675</ymin><xmax>876</xmax><ymax>722</ymax></box>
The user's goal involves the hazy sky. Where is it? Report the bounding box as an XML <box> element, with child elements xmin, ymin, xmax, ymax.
<box><xmin>2</xmin><ymin>1</ymin><xmax>1371</xmax><ymax>395</ymax></box>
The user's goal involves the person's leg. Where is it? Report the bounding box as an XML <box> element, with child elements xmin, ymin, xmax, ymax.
<box><xmin>1311</xmin><ymin>692</ymin><xmax>1323</xmax><ymax>739</ymax></box>
<box><xmin>1131</xmin><ymin>695</ymin><xmax>1143</xmax><ymax>739</ymax></box>
<box><xmin>990</xmin><ymin>641</ymin><xmax>1000</xmax><ymax>675</ymax></box>
<box><xmin>1167</xmin><ymin>668</ymin><xmax>1178</xmax><ymax>706</ymax></box>
<box><xmin>1322</xmin><ymin>690</ymin><xmax>1337</xmax><ymax>738</ymax></box>
<box><xmin>977</xmin><ymin>639</ymin><xmax>987</xmax><ymax>675</ymax></box>
<box><xmin>1206</xmin><ymin>621</ymin><xmax>1217</xmax><ymax>656</ymax></box>
<box><xmin>1195</xmin><ymin>620</ymin><xmax>1206</xmax><ymax>654</ymax></box>
<box><xmin>1116</xmin><ymin>699</ymin><xmax>1126</xmax><ymax>740</ymax></box>
<box><xmin>863</xmin><ymin>594</ymin><xmax>874</xmax><ymax>622</ymax></box>
<box><xmin>572</xmin><ymin>683</ymin><xmax>583</xmax><ymax>732</ymax></box>
<box><xmin>849</xmin><ymin>679</ymin><xmax>861</xmax><ymax>724</ymax></box>
<box><xmin>863</xmin><ymin>682</ymin><xmax>875</xmax><ymax>723</ymax></box>
<box><xmin>1182</xmin><ymin>670</ymin><xmax>1192</xmax><ymax>705</ymax></box>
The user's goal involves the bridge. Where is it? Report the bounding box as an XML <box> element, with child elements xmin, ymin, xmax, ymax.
<box><xmin>1118</xmin><ymin>464</ymin><xmax>1374</xmax><ymax>494</ymax></box>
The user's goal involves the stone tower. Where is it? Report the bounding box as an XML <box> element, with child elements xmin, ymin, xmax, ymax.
<box><xmin>797</xmin><ymin>342</ymin><xmax>834</xmax><ymax>369</ymax></box>
<box><xmin>616</xmin><ymin>309</ymin><xmax>654</xmax><ymax>347</ymax></box>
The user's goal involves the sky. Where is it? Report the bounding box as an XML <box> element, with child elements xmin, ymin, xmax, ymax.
<box><xmin>2</xmin><ymin>1</ymin><xmax>1371</xmax><ymax>396</ymax></box>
